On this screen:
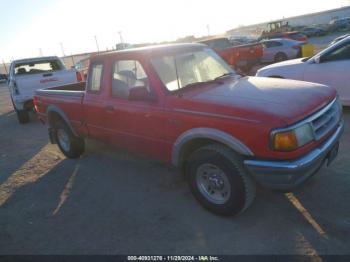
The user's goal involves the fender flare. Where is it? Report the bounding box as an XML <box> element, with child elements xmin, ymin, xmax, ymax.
<box><xmin>171</xmin><ymin>127</ymin><xmax>254</xmax><ymax>167</ymax></box>
<box><xmin>46</xmin><ymin>105</ymin><xmax>78</xmax><ymax>137</ymax></box>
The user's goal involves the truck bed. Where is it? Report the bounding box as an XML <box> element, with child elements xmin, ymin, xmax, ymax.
<box><xmin>35</xmin><ymin>82</ymin><xmax>86</xmax><ymax>135</ymax></box>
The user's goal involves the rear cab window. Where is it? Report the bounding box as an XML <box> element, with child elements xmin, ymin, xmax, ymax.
<box><xmin>14</xmin><ymin>59</ymin><xmax>64</xmax><ymax>75</ymax></box>
<box><xmin>201</xmin><ymin>39</ymin><xmax>232</xmax><ymax>50</ymax></box>
<box><xmin>88</xmin><ymin>63</ymin><xmax>103</xmax><ymax>92</ymax></box>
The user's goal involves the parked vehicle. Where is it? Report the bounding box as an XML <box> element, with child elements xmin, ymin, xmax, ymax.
<box><xmin>116</xmin><ymin>43</ymin><xmax>133</xmax><ymax>50</ymax></box>
<box><xmin>34</xmin><ymin>44</ymin><xmax>343</xmax><ymax>216</ymax></box>
<box><xmin>260</xmin><ymin>20</ymin><xmax>292</xmax><ymax>39</ymax></box>
<box><xmin>256</xmin><ymin>36</ymin><xmax>350</xmax><ymax>106</ymax></box>
<box><xmin>198</xmin><ymin>37</ymin><xmax>263</xmax><ymax>73</ymax></box>
<box><xmin>0</xmin><ymin>74</ymin><xmax>7</xmax><ymax>83</ymax></box>
<box><xmin>229</xmin><ymin>36</ymin><xmax>257</xmax><ymax>45</ymax></box>
<box><xmin>329</xmin><ymin>17</ymin><xmax>350</xmax><ymax>32</ymax></box>
<box><xmin>7</xmin><ymin>56</ymin><xmax>82</xmax><ymax>124</ymax></box>
<box><xmin>75</xmin><ymin>57</ymin><xmax>91</xmax><ymax>81</ymax></box>
<box><xmin>260</xmin><ymin>38</ymin><xmax>306</xmax><ymax>63</ymax></box>
<box><xmin>262</xmin><ymin>31</ymin><xmax>308</xmax><ymax>42</ymax></box>
<box><xmin>301</xmin><ymin>27</ymin><xmax>327</xmax><ymax>37</ymax></box>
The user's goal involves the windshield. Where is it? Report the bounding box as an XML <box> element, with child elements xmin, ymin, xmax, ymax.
<box><xmin>151</xmin><ymin>48</ymin><xmax>235</xmax><ymax>92</ymax></box>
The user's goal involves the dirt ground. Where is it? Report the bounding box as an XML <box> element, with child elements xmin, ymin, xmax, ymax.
<box><xmin>0</xmin><ymin>83</ymin><xmax>349</xmax><ymax>255</ymax></box>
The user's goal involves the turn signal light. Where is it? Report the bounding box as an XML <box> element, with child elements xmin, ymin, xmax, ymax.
<box><xmin>273</xmin><ymin>131</ymin><xmax>298</xmax><ymax>151</ymax></box>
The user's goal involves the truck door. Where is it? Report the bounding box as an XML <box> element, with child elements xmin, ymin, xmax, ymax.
<box><xmin>102</xmin><ymin>59</ymin><xmax>167</xmax><ymax>160</ymax></box>
<box><xmin>83</xmin><ymin>62</ymin><xmax>110</xmax><ymax>141</ymax></box>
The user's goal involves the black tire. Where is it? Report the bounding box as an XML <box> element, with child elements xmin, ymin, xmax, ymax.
<box><xmin>274</xmin><ymin>52</ymin><xmax>288</xmax><ymax>63</ymax></box>
<box><xmin>54</xmin><ymin>120</ymin><xmax>85</xmax><ymax>159</ymax></box>
<box><xmin>11</xmin><ymin>97</ymin><xmax>30</xmax><ymax>124</ymax></box>
<box><xmin>16</xmin><ymin>109</ymin><xmax>30</xmax><ymax>124</ymax></box>
<box><xmin>185</xmin><ymin>144</ymin><xmax>256</xmax><ymax>216</ymax></box>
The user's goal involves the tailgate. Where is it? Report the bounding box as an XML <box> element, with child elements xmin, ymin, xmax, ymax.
<box><xmin>16</xmin><ymin>69</ymin><xmax>78</xmax><ymax>97</ymax></box>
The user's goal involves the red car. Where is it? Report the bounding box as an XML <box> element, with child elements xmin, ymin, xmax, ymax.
<box><xmin>34</xmin><ymin>44</ymin><xmax>343</xmax><ymax>216</ymax></box>
<box><xmin>198</xmin><ymin>37</ymin><xmax>263</xmax><ymax>73</ymax></box>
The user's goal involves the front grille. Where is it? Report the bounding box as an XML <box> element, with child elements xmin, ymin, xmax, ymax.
<box><xmin>310</xmin><ymin>98</ymin><xmax>341</xmax><ymax>140</ymax></box>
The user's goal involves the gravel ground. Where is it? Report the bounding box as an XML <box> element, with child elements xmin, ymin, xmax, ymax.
<box><xmin>0</xmin><ymin>83</ymin><xmax>349</xmax><ymax>255</ymax></box>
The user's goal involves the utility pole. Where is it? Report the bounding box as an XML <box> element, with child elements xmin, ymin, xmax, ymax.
<box><xmin>70</xmin><ymin>54</ymin><xmax>75</xmax><ymax>67</ymax></box>
<box><xmin>60</xmin><ymin>42</ymin><xmax>66</xmax><ymax>57</ymax></box>
<box><xmin>94</xmin><ymin>35</ymin><xmax>100</xmax><ymax>53</ymax></box>
<box><xmin>118</xmin><ymin>31</ymin><xmax>124</xmax><ymax>49</ymax></box>
<box><xmin>207</xmin><ymin>24</ymin><xmax>210</xmax><ymax>36</ymax></box>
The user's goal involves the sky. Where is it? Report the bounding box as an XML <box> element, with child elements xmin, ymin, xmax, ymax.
<box><xmin>0</xmin><ymin>0</ymin><xmax>349</xmax><ymax>62</ymax></box>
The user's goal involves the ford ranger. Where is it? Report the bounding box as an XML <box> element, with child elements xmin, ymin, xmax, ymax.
<box><xmin>34</xmin><ymin>44</ymin><xmax>344</xmax><ymax>216</ymax></box>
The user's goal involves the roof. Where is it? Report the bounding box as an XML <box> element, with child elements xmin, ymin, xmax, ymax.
<box><xmin>197</xmin><ymin>37</ymin><xmax>229</xmax><ymax>44</ymax></box>
<box><xmin>260</xmin><ymin>38</ymin><xmax>299</xmax><ymax>42</ymax></box>
<box><xmin>12</xmin><ymin>56</ymin><xmax>60</xmax><ymax>64</ymax></box>
<box><xmin>93</xmin><ymin>43</ymin><xmax>207</xmax><ymax>60</ymax></box>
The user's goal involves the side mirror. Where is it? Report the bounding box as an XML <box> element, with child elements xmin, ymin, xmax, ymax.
<box><xmin>129</xmin><ymin>86</ymin><xmax>157</xmax><ymax>101</ymax></box>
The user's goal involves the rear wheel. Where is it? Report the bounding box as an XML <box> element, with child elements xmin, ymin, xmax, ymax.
<box><xmin>185</xmin><ymin>144</ymin><xmax>256</xmax><ymax>216</ymax></box>
<box><xmin>54</xmin><ymin>120</ymin><xmax>85</xmax><ymax>158</ymax></box>
<box><xmin>274</xmin><ymin>52</ymin><xmax>288</xmax><ymax>63</ymax></box>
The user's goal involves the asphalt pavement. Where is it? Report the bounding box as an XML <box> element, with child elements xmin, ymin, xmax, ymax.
<box><xmin>0</xmin><ymin>83</ymin><xmax>349</xmax><ymax>255</ymax></box>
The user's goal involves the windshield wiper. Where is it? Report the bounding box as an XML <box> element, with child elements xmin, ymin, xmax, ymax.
<box><xmin>214</xmin><ymin>72</ymin><xmax>235</xmax><ymax>81</ymax></box>
<box><xmin>180</xmin><ymin>80</ymin><xmax>214</xmax><ymax>90</ymax></box>
<box><xmin>179</xmin><ymin>73</ymin><xmax>235</xmax><ymax>91</ymax></box>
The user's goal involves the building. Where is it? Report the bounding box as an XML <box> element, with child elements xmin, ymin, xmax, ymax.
<box><xmin>227</xmin><ymin>5</ymin><xmax>350</xmax><ymax>36</ymax></box>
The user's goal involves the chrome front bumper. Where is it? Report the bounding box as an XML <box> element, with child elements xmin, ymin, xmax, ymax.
<box><xmin>244</xmin><ymin>120</ymin><xmax>344</xmax><ymax>190</ymax></box>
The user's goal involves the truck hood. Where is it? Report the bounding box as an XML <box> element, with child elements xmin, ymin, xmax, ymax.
<box><xmin>186</xmin><ymin>76</ymin><xmax>336</xmax><ymax>125</ymax></box>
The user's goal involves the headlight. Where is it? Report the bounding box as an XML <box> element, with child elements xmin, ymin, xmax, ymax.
<box><xmin>272</xmin><ymin>123</ymin><xmax>314</xmax><ymax>151</ymax></box>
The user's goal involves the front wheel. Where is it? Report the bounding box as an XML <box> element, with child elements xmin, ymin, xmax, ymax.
<box><xmin>16</xmin><ymin>109</ymin><xmax>30</xmax><ymax>124</ymax></box>
<box><xmin>55</xmin><ymin>120</ymin><xmax>85</xmax><ymax>158</ymax></box>
<box><xmin>11</xmin><ymin>98</ymin><xmax>30</xmax><ymax>124</ymax></box>
<box><xmin>185</xmin><ymin>144</ymin><xmax>256</xmax><ymax>216</ymax></box>
<box><xmin>274</xmin><ymin>52</ymin><xmax>288</xmax><ymax>63</ymax></box>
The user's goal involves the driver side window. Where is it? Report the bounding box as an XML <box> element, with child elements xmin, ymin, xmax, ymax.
<box><xmin>322</xmin><ymin>43</ymin><xmax>350</xmax><ymax>62</ymax></box>
<box><xmin>111</xmin><ymin>60</ymin><xmax>149</xmax><ymax>99</ymax></box>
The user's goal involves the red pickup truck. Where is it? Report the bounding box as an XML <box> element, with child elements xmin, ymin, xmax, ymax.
<box><xmin>198</xmin><ymin>37</ymin><xmax>263</xmax><ymax>73</ymax></box>
<box><xmin>34</xmin><ymin>44</ymin><xmax>344</xmax><ymax>216</ymax></box>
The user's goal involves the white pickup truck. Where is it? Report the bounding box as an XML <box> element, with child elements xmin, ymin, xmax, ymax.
<box><xmin>7</xmin><ymin>56</ymin><xmax>82</xmax><ymax>123</ymax></box>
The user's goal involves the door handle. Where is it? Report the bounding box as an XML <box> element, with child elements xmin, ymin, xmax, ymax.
<box><xmin>105</xmin><ymin>105</ymin><xmax>115</xmax><ymax>113</ymax></box>
<box><xmin>43</xmin><ymin>73</ymin><xmax>53</xmax><ymax>77</ymax></box>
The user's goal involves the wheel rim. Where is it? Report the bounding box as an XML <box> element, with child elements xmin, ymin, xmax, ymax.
<box><xmin>196</xmin><ymin>163</ymin><xmax>231</xmax><ymax>204</ymax></box>
<box><xmin>57</xmin><ymin>129</ymin><xmax>70</xmax><ymax>152</ymax></box>
<box><xmin>276</xmin><ymin>54</ymin><xmax>286</xmax><ymax>62</ymax></box>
